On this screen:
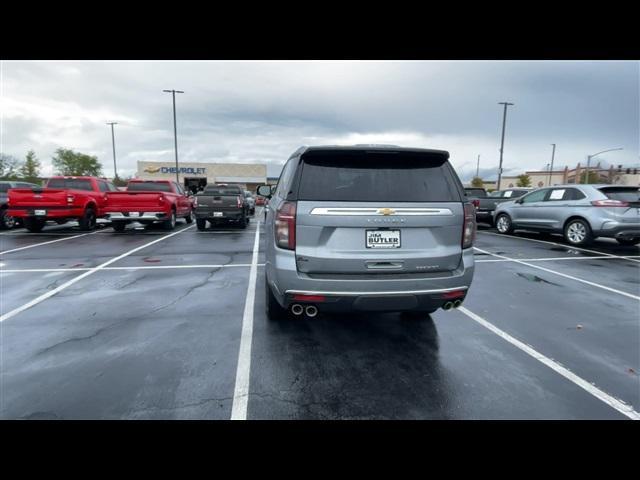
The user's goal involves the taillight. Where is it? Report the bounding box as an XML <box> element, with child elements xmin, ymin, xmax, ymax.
<box><xmin>237</xmin><ymin>196</ymin><xmax>243</xmax><ymax>208</ymax></box>
<box><xmin>472</xmin><ymin>199</ymin><xmax>480</xmax><ymax>208</ymax></box>
<box><xmin>462</xmin><ymin>203</ymin><xmax>476</xmax><ymax>249</ymax></box>
<box><xmin>67</xmin><ymin>195</ymin><xmax>75</xmax><ymax>205</ymax></box>
<box><xmin>591</xmin><ymin>199</ymin><xmax>629</xmax><ymax>207</ymax></box>
<box><xmin>275</xmin><ymin>201</ymin><xmax>296</xmax><ymax>250</ymax></box>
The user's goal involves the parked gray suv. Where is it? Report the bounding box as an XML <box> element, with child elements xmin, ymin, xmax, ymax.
<box><xmin>257</xmin><ymin>145</ymin><xmax>476</xmax><ymax>320</ymax></box>
<box><xmin>493</xmin><ymin>184</ymin><xmax>640</xmax><ymax>246</ymax></box>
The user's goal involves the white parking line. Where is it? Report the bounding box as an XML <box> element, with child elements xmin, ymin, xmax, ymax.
<box><xmin>0</xmin><ymin>264</ymin><xmax>265</xmax><ymax>273</ymax></box>
<box><xmin>475</xmin><ymin>255</ymin><xmax>640</xmax><ymax>263</ymax></box>
<box><xmin>0</xmin><ymin>232</ymin><xmax>96</xmax><ymax>255</ymax></box>
<box><xmin>457</xmin><ymin>306</ymin><xmax>640</xmax><ymax>420</ymax></box>
<box><xmin>473</xmin><ymin>246</ymin><xmax>640</xmax><ymax>301</ymax></box>
<box><xmin>0</xmin><ymin>225</ymin><xmax>195</xmax><ymax>323</ymax></box>
<box><xmin>479</xmin><ymin>231</ymin><xmax>640</xmax><ymax>264</ymax></box>
<box><xmin>231</xmin><ymin>220</ymin><xmax>261</xmax><ymax>420</ymax></box>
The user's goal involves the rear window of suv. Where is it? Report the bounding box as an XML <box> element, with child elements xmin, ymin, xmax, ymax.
<box><xmin>127</xmin><ymin>182</ymin><xmax>172</xmax><ymax>192</ymax></box>
<box><xmin>297</xmin><ymin>152</ymin><xmax>461</xmax><ymax>202</ymax></box>
<box><xmin>47</xmin><ymin>179</ymin><xmax>93</xmax><ymax>191</ymax></box>
<box><xmin>599</xmin><ymin>187</ymin><xmax>640</xmax><ymax>203</ymax></box>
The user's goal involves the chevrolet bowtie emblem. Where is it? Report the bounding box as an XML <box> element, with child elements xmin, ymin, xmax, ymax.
<box><xmin>378</xmin><ymin>208</ymin><xmax>395</xmax><ymax>216</ymax></box>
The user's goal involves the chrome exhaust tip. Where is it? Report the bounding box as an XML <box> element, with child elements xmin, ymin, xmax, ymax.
<box><xmin>442</xmin><ymin>301</ymin><xmax>454</xmax><ymax>311</ymax></box>
<box><xmin>305</xmin><ymin>305</ymin><xmax>318</xmax><ymax>318</ymax></box>
<box><xmin>453</xmin><ymin>299</ymin><xmax>462</xmax><ymax>308</ymax></box>
<box><xmin>291</xmin><ymin>304</ymin><xmax>304</xmax><ymax>316</ymax></box>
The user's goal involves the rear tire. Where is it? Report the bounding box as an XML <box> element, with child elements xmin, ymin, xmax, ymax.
<box><xmin>238</xmin><ymin>211</ymin><xmax>248</xmax><ymax>229</ymax></box>
<box><xmin>495</xmin><ymin>213</ymin><xmax>514</xmax><ymax>234</ymax></box>
<box><xmin>196</xmin><ymin>218</ymin><xmax>207</xmax><ymax>231</ymax></box>
<box><xmin>184</xmin><ymin>209</ymin><xmax>194</xmax><ymax>224</ymax></box>
<box><xmin>0</xmin><ymin>208</ymin><xmax>16</xmax><ymax>229</ymax></box>
<box><xmin>78</xmin><ymin>207</ymin><xmax>96</xmax><ymax>231</ymax></box>
<box><xmin>112</xmin><ymin>223</ymin><xmax>126</xmax><ymax>232</ymax></box>
<box><xmin>563</xmin><ymin>218</ymin><xmax>593</xmax><ymax>247</ymax></box>
<box><xmin>616</xmin><ymin>238</ymin><xmax>640</xmax><ymax>246</ymax></box>
<box><xmin>265</xmin><ymin>276</ymin><xmax>287</xmax><ymax>321</ymax></box>
<box><xmin>24</xmin><ymin>217</ymin><xmax>46</xmax><ymax>233</ymax></box>
<box><xmin>163</xmin><ymin>210</ymin><xmax>176</xmax><ymax>230</ymax></box>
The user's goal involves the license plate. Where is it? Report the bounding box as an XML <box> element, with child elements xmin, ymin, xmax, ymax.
<box><xmin>213</xmin><ymin>212</ymin><xmax>223</xmax><ymax>217</ymax></box>
<box><xmin>34</xmin><ymin>209</ymin><xmax>46</xmax><ymax>216</ymax></box>
<box><xmin>129</xmin><ymin>212</ymin><xmax>139</xmax><ymax>217</ymax></box>
<box><xmin>366</xmin><ymin>229</ymin><xmax>401</xmax><ymax>249</ymax></box>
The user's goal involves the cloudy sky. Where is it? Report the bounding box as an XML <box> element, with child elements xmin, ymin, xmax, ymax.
<box><xmin>1</xmin><ymin>60</ymin><xmax>638</xmax><ymax>182</ymax></box>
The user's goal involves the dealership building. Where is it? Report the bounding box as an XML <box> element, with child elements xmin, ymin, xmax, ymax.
<box><xmin>136</xmin><ymin>161</ymin><xmax>267</xmax><ymax>193</ymax></box>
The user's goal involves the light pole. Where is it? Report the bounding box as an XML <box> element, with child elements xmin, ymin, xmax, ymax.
<box><xmin>548</xmin><ymin>143</ymin><xmax>556</xmax><ymax>186</ymax></box>
<box><xmin>584</xmin><ymin>147</ymin><xmax>623</xmax><ymax>184</ymax></box>
<box><xmin>497</xmin><ymin>102</ymin><xmax>514</xmax><ymax>190</ymax></box>
<box><xmin>163</xmin><ymin>89</ymin><xmax>184</xmax><ymax>185</ymax></box>
<box><xmin>106</xmin><ymin>122</ymin><xmax>118</xmax><ymax>180</ymax></box>
<box><xmin>476</xmin><ymin>154</ymin><xmax>480</xmax><ymax>178</ymax></box>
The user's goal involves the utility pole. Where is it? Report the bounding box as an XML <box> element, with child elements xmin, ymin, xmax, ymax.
<box><xmin>548</xmin><ymin>143</ymin><xmax>556</xmax><ymax>186</ymax></box>
<box><xmin>163</xmin><ymin>89</ymin><xmax>184</xmax><ymax>185</ymax></box>
<box><xmin>497</xmin><ymin>102</ymin><xmax>514</xmax><ymax>190</ymax></box>
<box><xmin>476</xmin><ymin>154</ymin><xmax>480</xmax><ymax>178</ymax></box>
<box><xmin>106</xmin><ymin>122</ymin><xmax>118</xmax><ymax>180</ymax></box>
<box><xmin>584</xmin><ymin>147</ymin><xmax>623</xmax><ymax>184</ymax></box>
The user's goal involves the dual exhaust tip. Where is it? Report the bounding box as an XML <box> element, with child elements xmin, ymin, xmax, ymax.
<box><xmin>442</xmin><ymin>299</ymin><xmax>463</xmax><ymax>311</ymax></box>
<box><xmin>291</xmin><ymin>303</ymin><xmax>318</xmax><ymax>317</ymax></box>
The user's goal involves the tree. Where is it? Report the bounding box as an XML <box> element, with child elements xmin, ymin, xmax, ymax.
<box><xmin>470</xmin><ymin>176</ymin><xmax>484</xmax><ymax>188</ymax></box>
<box><xmin>579</xmin><ymin>170</ymin><xmax>600</xmax><ymax>184</ymax></box>
<box><xmin>19</xmin><ymin>150</ymin><xmax>41</xmax><ymax>182</ymax></box>
<box><xmin>0</xmin><ymin>154</ymin><xmax>21</xmax><ymax>180</ymax></box>
<box><xmin>516</xmin><ymin>174</ymin><xmax>532</xmax><ymax>187</ymax></box>
<box><xmin>52</xmin><ymin>148</ymin><xmax>102</xmax><ymax>176</ymax></box>
<box><xmin>112</xmin><ymin>175</ymin><xmax>130</xmax><ymax>187</ymax></box>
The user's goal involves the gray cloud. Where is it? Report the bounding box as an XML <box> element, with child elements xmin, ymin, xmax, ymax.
<box><xmin>2</xmin><ymin>60</ymin><xmax>638</xmax><ymax>182</ymax></box>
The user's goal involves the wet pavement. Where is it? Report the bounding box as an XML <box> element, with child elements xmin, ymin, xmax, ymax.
<box><xmin>1</xmin><ymin>213</ymin><xmax>638</xmax><ymax>419</ymax></box>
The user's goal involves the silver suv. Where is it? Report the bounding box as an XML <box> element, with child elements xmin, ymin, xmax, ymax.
<box><xmin>493</xmin><ymin>184</ymin><xmax>640</xmax><ymax>246</ymax></box>
<box><xmin>257</xmin><ymin>145</ymin><xmax>476</xmax><ymax>320</ymax></box>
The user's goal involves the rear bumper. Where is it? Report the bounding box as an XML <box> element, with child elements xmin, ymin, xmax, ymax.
<box><xmin>7</xmin><ymin>207</ymin><xmax>85</xmax><ymax>218</ymax></box>
<box><xmin>594</xmin><ymin>221</ymin><xmax>640</xmax><ymax>239</ymax></box>
<box><xmin>475</xmin><ymin>210</ymin><xmax>494</xmax><ymax>222</ymax></box>
<box><xmin>105</xmin><ymin>211</ymin><xmax>167</xmax><ymax>222</ymax></box>
<box><xmin>195</xmin><ymin>208</ymin><xmax>244</xmax><ymax>221</ymax></box>
<box><xmin>267</xmin><ymin>248</ymin><xmax>475</xmax><ymax>312</ymax></box>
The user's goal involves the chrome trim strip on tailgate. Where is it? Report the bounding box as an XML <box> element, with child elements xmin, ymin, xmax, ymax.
<box><xmin>309</xmin><ymin>207</ymin><xmax>453</xmax><ymax>216</ymax></box>
<box><xmin>285</xmin><ymin>286</ymin><xmax>468</xmax><ymax>297</ymax></box>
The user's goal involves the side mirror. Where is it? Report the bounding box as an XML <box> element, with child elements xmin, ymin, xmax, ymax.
<box><xmin>257</xmin><ymin>184</ymin><xmax>273</xmax><ymax>198</ymax></box>
<box><xmin>515</xmin><ymin>198</ymin><xmax>524</xmax><ymax>204</ymax></box>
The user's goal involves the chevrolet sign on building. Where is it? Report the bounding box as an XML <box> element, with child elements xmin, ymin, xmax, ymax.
<box><xmin>137</xmin><ymin>161</ymin><xmax>267</xmax><ymax>193</ymax></box>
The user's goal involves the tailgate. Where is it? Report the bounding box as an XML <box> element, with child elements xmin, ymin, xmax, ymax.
<box><xmin>196</xmin><ymin>194</ymin><xmax>241</xmax><ymax>211</ymax></box>
<box><xmin>7</xmin><ymin>188</ymin><xmax>69</xmax><ymax>207</ymax></box>
<box><xmin>105</xmin><ymin>192</ymin><xmax>165</xmax><ymax>209</ymax></box>
<box><xmin>295</xmin><ymin>201</ymin><xmax>463</xmax><ymax>275</ymax></box>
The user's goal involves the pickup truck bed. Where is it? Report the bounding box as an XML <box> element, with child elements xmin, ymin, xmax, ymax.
<box><xmin>7</xmin><ymin>177</ymin><xmax>112</xmax><ymax>232</ymax></box>
<box><xmin>103</xmin><ymin>180</ymin><xmax>194</xmax><ymax>232</ymax></box>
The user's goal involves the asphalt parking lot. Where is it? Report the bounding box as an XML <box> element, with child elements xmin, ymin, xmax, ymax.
<box><xmin>1</xmin><ymin>210</ymin><xmax>638</xmax><ymax>419</ymax></box>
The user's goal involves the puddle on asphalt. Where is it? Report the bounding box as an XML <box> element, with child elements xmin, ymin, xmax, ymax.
<box><xmin>142</xmin><ymin>257</ymin><xmax>162</xmax><ymax>263</ymax></box>
<box><xmin>549</xmin><ymin>246</ymin><xmax>599</xmax><ymax>257</ymax></box>
<box><xmin>515</xmin><ymin>272</ymin><xmax>562</xmax><ymax>286</ymax></box>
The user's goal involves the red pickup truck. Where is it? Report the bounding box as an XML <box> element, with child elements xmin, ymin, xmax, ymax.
<box><xmin>104</xmin><ymin>179</ymin><xmax>194</xmax><ymax>232</ymax></box>
<box><xmin>7</xmin><ymin>176</ymin><xmax>116</xmax><ymax>233</ymax></box>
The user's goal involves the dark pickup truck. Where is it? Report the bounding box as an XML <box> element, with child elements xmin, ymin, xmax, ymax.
<box><xmin>474</xmin><ymin>188</ymin><xmax>532</xmax><ymax>226</ymax></box>
<box><xmin>194</xmin><ymin>184</ymin><xmax>250</xmax><ymax>230</ymax></box>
